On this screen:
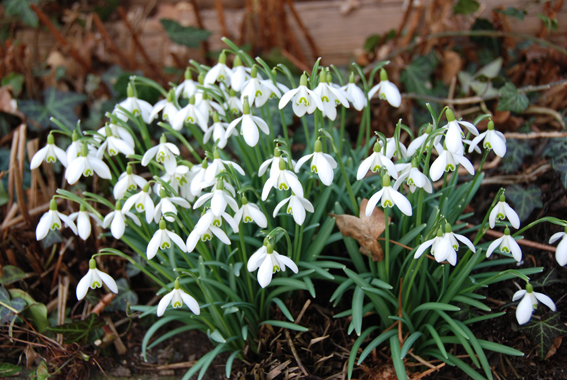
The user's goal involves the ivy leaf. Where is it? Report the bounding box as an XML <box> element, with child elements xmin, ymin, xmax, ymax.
<box><xmin>400</xmin><ymin>52</ymin><xmax>438</xmax><ymax>97</ymax></box>
<box><xmin>497</xmin><ymin>82</ymin><xmax>529</xmax><ymax>113</ymax></box>
<box><xmin>495</xmin><ymin>7</ymin><xmax>527</xmax><ymax>21</ymax></box>
<box><xmin>454</xmin><ymin>0</ymin><xmax>480</xmax><ymax>15</ymax></box>
<box><xmin>106</xmin><ymin>279</ymin><xmax>138</xmax><ymax>312</ymax></box>
<box><xmin>364</xmin><ymin>34</ymin><xmax>381</xmax><ymax>53</ymax></box>
<box><xmin>506</xmin><ymin>184</ymin><xmax>542</xmax><ymax>221</ymax></box>
<box><xmin>4</xmin><ymin>0</ymin><xmax>39</xmax><ymax>27</ymax></box>
<box><xmin>160</xmin><ymin>19</ymin><xmax>211</xmax><ymax>48</ymax></box>
<box><xmin>551</xmin><ymin>160</ymin><xmax>567</xmax><ymax>190</ymax></box>
<box><xmin>48</xmin><ymin>313</ymin><xmax>105</xmax><ymax>344</ymax></box>
<box><xmin>0</xmin><ymin>286</ymin><xmax>26</xmax><ymax>325</ymax></box>
<box><xmin>500</xmin><ymin>138</ymin><xmax>532</xmax><ymax>174</ymax></box>
<box><xmin>532</xmin><ymin>269</ymin><xmax>562</xmax><ymax>289</ymax></box>
<box><xmin>8</xmin><ymin>289</ymin><xmax>49</xmax><ymax>333</ymax></box>
<box><xmin>0</xmin><ymin>265</ymin><xmax>26</xmax><ymax>286</ymax></box>
<box><xmin>0</xmin><ymin>362</ymin><xmax>21</xmax><ymax>376</ymax></box>
<box><xmin>519</xmin><ymin>312</ymin><xmax>567</xmax><ymax>358</ymax></box>
<box><xmin>544</xmin><ymin>137</ymin><xmax>567</xmax><ymax>162</ymax></box>
<box><xmin>19</xmin><ymin>87</ymin><xmax>87</xmax><ymax>131</ymax></box>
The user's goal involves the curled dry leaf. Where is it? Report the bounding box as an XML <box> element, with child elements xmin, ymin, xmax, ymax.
<box><xmin>330</xmin><ymin>199</ymin><xmax>389</xmax><ymax>262</ymax></box>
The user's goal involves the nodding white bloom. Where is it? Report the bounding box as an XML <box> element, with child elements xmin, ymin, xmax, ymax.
<box><xmin>549</xmin><ymin>227</ymin><xmax>567</xmax><ymax>266</ymax></box>
<box><xmin>489</xmin><ymin>194</ymin><xmax>520</xmax><ymax>229</ymax></box>
<box><xmin>96</xmin><ymin>124</ymin><xmax>135</xmax><ymax>160</ymax></box>
<box><xmin>234</xmin><ymin>195</ymin><xmax>268</xmax><ymax>228</ymax></box>
<box><xmin>430</xmin><ymin>143</ymin><xmax>475</xmax><ymax>182</ymax></box>
<box><xmin>157</xmin><ymin>279</ymin><xmax>200</xmax><ymax>316</ymax></box>
<box><xmin>197</xmin><ymin>93</ymin><xmax>226</xmax><ymax>121</ymax></box>
<box><xmin>203</xmin><ymin>112</ymin><xmax>234</xmax><ymax>149</ymax></box>
<box><xmin>341</xmin><ymin>72</ymin><xmax>366</xmax><ymax>111</ymax></box>
<box><xmin>36</xmin><ymin>199</ymin><xmax>78</xmax><ymax>240</ymax></box>
<box><xmin>262</xmin><ymin>159</ymin><xmax>304</xmax><ymax>200</ymax></box>
<box><xmin>486</xmin><ymin>228</ymin><xmax>522</xmax><ymax>261</ymax></box>
<box><xmin>356</xmin><ymin>141</ymin><xmax>399</xmax><ymax>180</ymax></box>
<box><xmin>295</xmin><ymin>139</ymin><xmax>337</xmax><ymax>186</ymax></box>
<box><xmin>154</xmin><ymin>189</ymin><xmax>191</xmax><ymax>223</ymax></box>
<box><xmin>193</xmin><ymin>181</ymin><xmax>238</xmax><ymax>217</ymax></box>
<box><xmin>123</xmin><ymin>183</ymin><xmax>155</xmax><ymax>224</ymax></box>
<box><xmin>382</xmin><ymin>136</ymin><xmax>408</xmax><ymax>160</ymax></box>
<box><xmin>149</xmin><ymin>90</ymin><xmax>179</xmax><ymax>123</ymax></box>
<box><xmin>273</xmin><ymin>193</ymin><xmax>314</xmax><ymax>226</ymax></box>
<box><xmin>103</xmin><ymin>200</ymin><xmax>141</xmax><ymax>239</ymax></box>
<box><xmin>147</xmin><ymin>219</ymin><xmax>187</xmax><ymax>259</ymax></box>
<box><xmin>114</xmin><ymin>165</ymin><xmax>148</xmax><ymax>199</ymax></box>
<box><xmin>69</xmin><ymin>205</ymin><xmax>103</xmax><ymax>241</ymax></box>
<box><xmin>204</xmin><ymin>149</ymin><xmax>246</xmax><ymax>184</ymax></box>
<box><xmin>154</xmin><ymin>164</ymin><xmax>190</xmax><ymax>195</ymax></box>
<box><xmin>366</xmin><ymin>175</ymin><xmax>413</xmax><ymax>217</ymax></box>
<box><xmin>443</xmin><ymin>109</ymin><xmax>479</xmax><ymax>154</ymax></box>
<box><xmin>278</xmin><ymin>73</ymin><xmax>324</xmax><ymax>117</ymax></box>
<box><xmin>66</xmin><ymin>131</ymin><xmax>84</xmax><ymax>164</ymax></box>
<box><xmin>30</xmin><ymin>133</ymin><xmax>68</xmax><ymax>169</ymax></box>
<box><xmin>231</xmin><ymin>56</ymin><xmax>249</xmax><ymax>92</ymax></box>
<box><xmin>141</xmin><ymin>134</ymin><xmax>180</xmax><ymax>174</ymax></box>
<box><xmin>205</xmin><ymin>51</ymin><xmax>233</xmax><ymax>86</ymax></box>
<box><xmin>94</xmin><ymin>122</ymin><xmax>135</xmax><ymax>148</ymax></box>
<box><xmin>186</xmin><ymin>216</ymin><xmax>231</xmax><ymax>252</ymax></box>
<box><xmin>247</xmin><ymin>243</ymin><xmax>299</xmax><ymax>288</ymax></box>
<box><xmin>225</xmin><ymin>98</ymin><xmax>270</xmax><ymax>147</ymax></box>
<box><xmin>312</xmin><ymin>70</ymin><xmax>350</xmax><ymax>121</ymax></box>
<box><xmin>65</xmin><ymin>143</ymin><xmax>112</xmax><ymax>185</ymax></box>
<box><xmin>394</xmin><ymin>159</ymin><xmax>433</xmax><ymax>194</ymax></box>
<box><xmin>407</xmin><ymin>125</ymin><xmax>435</xmax><ymax>157</ymax></box>
<box><xmin>76</xmin><ymin>259</ymin><xmax>118</xmax><ymax>300</ymax></box>
<box><xmin>258</xmin><ymin>148</ymin><xmax>296</xmax><ymax>177</ymax></box>
<box><xmin>414</xmin><ymin>224</ymin><xmax>476</xmax><ymax>266</ymax></box>
<box><xmin>468</xmin><ymin>120</ymin><xmax>506</xmax><ymax>157</ymax></box>
<box><xmin>368</xmin><ymin>69</ymin><xmax>401</xmax><ymax>108</ymax></box>
<box><xmin>240</xmin><ymin>66</ymin><xmax>282</xmax><ymax>108</ymax></box>
<box><xmin>513</xmin><ymin>283</ymin><xmax>556</xmax><ymax>325</ymax></box>
<box><xmin>226</xmin><ymin>89</ymin><xmax>242</xmax><ymax>114</ymax></box>
<box><xmin>172</xmin><ymin>95</ymin><xmax>208</xmax><ymax>132</ymax></box>
<box><xmin>175</xmin><ymin>68</ymin><xmax>198</xmax><ymax>100</ymax></box>
<box><xmin>195</xmin><ymin>208</ymin><xmax>239</xmax><ymax>235</ymax></box>
<box><xmin>114</xmin><ymin>83</ymin><xmax>154</xmax><ymax>124</ymax></box>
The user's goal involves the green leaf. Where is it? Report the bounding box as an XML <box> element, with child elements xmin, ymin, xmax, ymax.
<box><xmin>4</xmin><ymin>0</ymin><xmax>39</xmax><ymax>27</ymax></box>
<box><xmin>519</xmin><ymin>312</ymin><xmax>567</xmax><ymax>358</ymax></box>
<box><xmin>454</xmin><ymin>0</ymin><xmax>480</xmax><ymax>15</ymax></box>
<box><xmin>497</xmin><ymin>82</ymin><xmax>529</xmax><ymax>113</ymax></box>
<box><xmin>500</xmin><ymin>139</ymin><xmax>532</xmax><ymax>174</ymax></box>
<box><xmin>495</xmin><ymin>7</ymin><xmax>526</xmax><ymax>21</ymax></box>
<box><xmin>0</xmin><ymin>266</ymin><xmax>26</xmax><ymax>285</ymax></box>
<box><xmin>19</xmin><ymin>87</ymin><xmax>87</xmax><ymax>131</ymax></box>
<box><xmin>2</xmin><ymin>73</ymin><xmax>25</xmax><ymax>97</ymax></box>
<box><xmin>36</xmin><ymin>360</ymin><xmax>49</xmax><ymax>380</ymax></box>
<box><xmin>400</xmin><ymin>52</ymin><xmax>438</xmax><ymax>96</ymax></box>
<box><xmin>363</xmin><ymin>34</ymin><xmax>381</xmax><ymax>53</ymax></box>
<box><xmin>531</xmin><ymin>268</ymin><xmax>562</xmax><ymax>288</ymax></box>
<box><xmin>106</xmin><ymin>279</ymin><xmax>138</xmax><ymax>312</ymax></box>
<box><xmin>260</xmin><ymin>320</ymin><xmax>309</xmax><ymax>332</ymax></box>
<box><xmin>160</xmin><ymin>19</ymin><xmax>211</xmax><ymax>48</ymax></box>
<box><xmin>0</xmin><ymin>286</ymin><xmax>25</xmax><ymax>325</ymax></box>
<box><xmin>7</xmin><ymin>289</ymin><xmax>49</xmax><ymax>333</ymax></box>
<box><xmin>0</xmin><ymin>180</ymin><xmax>8</xmax><ymax>207</ymax></box>
<box><xmin>506</xmin><ymin>184</ymin><xmax>542</xmax><ymax>221</ymax></box>
<box><xmin>48</xmin><ymin>313</ymin><xmax>105</xmax><ymax>344</ymax></box>
<box><xmin>474</xmin><ymin>58</ymin><xmax>502</xmax><ymax>79</ymax></box>
<box><xmin>0</xmin><ymin>362</ymin><xmax>21</xmax><ymax>376</ymax></box>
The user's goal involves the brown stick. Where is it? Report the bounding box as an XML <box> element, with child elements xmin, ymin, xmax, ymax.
<box><xmin>215</xmin><ymin>0</ymin><xmax>229</xmax><ymax>39</ymax></box>
<box><xmin>281</xmin><ymin>48</ymin><xmax>311</xmax><ymax>73</ymax></box>
<box><xmin>0</xmin><ymin>198</ymin><xmax>64</xmax><ymax>231</ymax></box>
<box><xmin>91</xmin><ymin>293</ymin><xmax>117</xmax><ymax>315</ymax></box>
<box><xmin>29</xmin><ymin>4</ymin><xmax>93</xmax><ymax>73</ymax></box>
<box><xmin>285</xmin><ymin>329</ymin><xmax>309</xmax><ymax>377</ymax></box>
<box><xmin>13</xmin><ymin>159</ymin><xmax>31</xmax><ymax>227</ymax></box>
<box><xmin>92</xmin><ymin>13</ymin><xmax>130</xmax><ymax>69</ymax></box>
<box><xmin>504</xmin><ymin>131</ymin><xmax>567</xmax><ymax>139</ymax></box>
<box><xmin>284</xmin><ymin>0</ymin><xmax>321</xmax><ymax>62</ymax></box>
<box><xmin>189</xmin><ymin>0</ymin><xmax>211</xmax><ymax>65</ymax></box>
<box><xmin>7</xmin><ymin>129</ymin><xmax>18</xmax><ymax>211</ymax></box>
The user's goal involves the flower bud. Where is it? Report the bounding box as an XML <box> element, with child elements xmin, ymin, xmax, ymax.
<box><xmin>274</xmin><ymin>147</ymin><xmax>281</xmax><ymax>157</ymax></box>
<box><xmin>198</xmin><ymin>72</ymin><xmax>205</xmax><ymax>85</ymax></box>
<box><xmin>80</xmin><ymin>204</ymin><xmax>87</xmax><ymax>212</ymax></box>
<box><xmin>242</xmin><ymin>97</ymin><xmax>251</xmax><ymax>115</ymax></box>
<box><xmin>49</xmin><ymin>198</ymin><xmax>58</xmax><ymax>211</ymax></box>
<box><xmin>160</xmin><ymin>134</ymin><xmax>167</xmax><ymax>144</ymax></box>
<box><xmin>445</xmin><ymin>223</ymin><xmax>452</xmax><ymax>233</ymax></box>
<box><xmin>266</xmin><ymin>243</ymin><xmax>274</xmax><ymax>254</ymax></box>
<box><xmin>233</xmin><ymin>55</ymin><xmax>242</xmax><ymax>67</ymax></box>
<box><xmin>526</xmin><ymin>283</ymin><xmax>533</xmax><ymax>293</ymax></box>
<box><xmin>184</xmin><ymin>67</ymin><xmax>192</xmax><ymax>80</ymax></box>
<box><xmin>382</xmin><ymin>174</ymin><xmax>391</xmax><ymax>187</ymax></box>
<box><xmin>80</xmin><ymin>142</ymin><xmax>88</xmax><ymax>157</ymax></box>
<box><xmin>115</xmin><ymin>200</ymin><xmax>122</xmax><ymax>210</ymax></box>
<box><xmin>72</xmin><ymin>130</ymin><xmax>79</xmax><ymax>142</ymax></box>
<box><xmin>189</xmin><ymin>95</ymin><xmax>196</xmax><ymax>105</ymax></box>
<box><xmin>167</xmin><ymin>90</ymin><xmax>174</xmax><ymax>102</ymax></box>
<box><xmin>379</xmin><ymin>68</ymin><xmax>388</xmax><ymax>82</ymax></box>
<box><xmin>300</xmin><ymin>73</ymin><xmax>308</xmax><ymax>87</ymax></box>
<box><xmin>241</xmin><ymin>195</ymin><xmax>249</xmax><ymax>205</ymax></box>
<box><xmin>213</xmin><ymin>112</ymin><xmax>220</xmax><ymax>123</ymax></box>
<box><xmin>127</xmin><ymin>165</ymin><xmax>133</xmax><ymax>175</ymax></box>
<box><xmin>219</xmin><ymin>51</ymin><xmax>227</xmax><ymax>64</ymax></box>
<box><xmin>251</xmin><ymin>66</ymin><xmax>258</xmax><ymax>79</ymax></box>
<box><xmin>142</xmin><ymin>183</ymin><xmax>151</xmax><ymax>193</ymax></box>
<box><xmin>314</xmin><ymin>139</ymin><xmax>323</xmax><ymax>153</ymax></box>
<box><xmin>127</xmin><ymin>83</ymin><xmax>134</xmax><ymax>98</ymax></box>
<box><xmin>487</xmin><ymin>120</ymin><xmax>495</xmax><ymax>130</ymax></box>
<box><xmin>278</xmin><ymin>158</ymin><xmax>286</xmax><ymax>171</ymax></box>
<box><xmin>445</xmin><ymin>109</ymin><xmax>456</xmax><ymax>122</ymax></box>
<box><xmin>47</xmin><ymin>133</ymin><xmax>55</xmax><ymax>145</ymax></box>
<box><xmin>159</xmin><ymin>219</ymin><xmax>166</xmax><ymax>230</ymax></box>
<box><xmin>89</xmin><ymin>258</ymin><xmax>97</xmax><ymax>269</ymax></box>
<box><xmin>326</xmin><ymin>71</ymin><xmax>333</xmax><ymax>84</ymax></box>
<box><xmin>349</xmin><ymin>72</ymin><xmax>355</xmax><ymax>84</ymax></box>
<box><xmin>174</xmin><ymin>278</ymin><xmax>180</xmax><ymax>289</ymax></box>
<box><xmin>499</xmin><ymin>194</ymin><xmax>506</xmax><ymax>203</ymax></box>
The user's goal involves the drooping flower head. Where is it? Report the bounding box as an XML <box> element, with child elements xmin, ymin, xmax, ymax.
<box><xmin>366</xmin><ymin>175</ymin><xmax>412</xmax><ymax>217</ymax></box>
<box><xmin>36</xmin><ymin>198</ymin><xmax>78</xmax><ymax>240</ymax></box>
<box><xmin>414</xmin><ymin>223</ymin><xmax>475</xmax><ymax>266</ymax></box>
<box><xmin>443</xmin><ymin>109</ymin><xmax>479</xmax><ymax>154</ymax></box>
<box><xmin>147</xmin><ymin>219</ymin><xmax>187</xmax><ymax>259</ymax></box>
<box><xmin>30</xmin><ymin>133</ymin><xmax>68</xmax><ymax>169</ymax></box>
<box><xmin>312</xmin><ymin>70</ymin><xmax>350</xmax><ymax>121</ymax></box>
<box><xmin>341</xmin><ymin>72</ymin><xmax>366</xmax><ymax>111</ymax></box>
<box><xmin>430</xmin><ymin>142</ymin><xmax>475</xmax><ymax>182</ymax></box>
<box><xmin>65</xmin><ymin>142</ymin><xmax>112</xmax><ymax>185</ymax></box>
<box><xmin>69</xmin><ymin>204</ymin><xmax>103</xmax><ymax>241</ymax></box>
<box><xmin>513</xmin><ymin>283</ymin><xmax>556</xmax><ymax>325</ymax></box>
<box><xmin>231</xmin><ymin>55</ymin><xmax>249</xmax><ymax>93</ymax></box>
<box><xmin>394</xmin><ymin>157</ymin><xmax>432</xmax><ymax>194</ymax></box>
<box><xmin>172</xmin><ymin>95</ymin><xmax>208</xmax><ymax>132</ymax></box>
<box><xmin>368</xmin><ymin>69</ymin><xmax>401</xmax><ymax>108</ymax></box>
<box><xmin>489</xmin><ymin>194</ymin><xmax>520</xmax><ymax>229</ymax></box>
<box><xmin>549</xmin><ymin>226</ymin><xmax>567</xmax><ymax>266</ymax></box>
<box><xmin>141</xmin><ymin>134</ymin><xmax>180</xmax><ymax>174</ymax></box>
<box><xmin>157</xmin><ymin>278</ymin><xmax>200</xmax><ymax>316</ymax></box>
<box><xmin>123</xmin><ymin>182</ymin><xmax>155</xmax><ymax>224</ymax></box>
<box><xmin>205</xmin><ymin>51</ymin><xmax>233</xmax><ymax>86</ymax></box>
<box><xmin>357</xmin><ymin>140</ymin><xmax>399</xmax><ymax>180</ymax></box>
<box><xmin>247</xmin><ymin>242</ymin><xmax>299</xmax><ymax>288</ymax></box>
<box><xmin>278</xmin><ymin>73</ymin><xmax>324</xmax><ymax>117</ymax></box>
<box><xmin>149</xmin><ymin>89</ymin><xmax>179</xmax><ymax>123</ymax></box>
<box><xmin>103</xmin><ymin>200</ymin><xmax>141</xmax><ymax>239</ymax></box>
<box><xmin>114</xmin><ymin>82</ymin><xmax>154</xmax><ymax>124</ymax></box>
<box><xmin>294</xmin><ymin>139</ymin><xmax>337</xmax><ymax>186</ymax></box>
<box><xmin>96</xmin><ymin>123</ymin><xmax>135</xmax><ymax>159</ymax></box>
<box><xmin>468</xmin><ymin>120</ymin><xmax>506</xmax><ymax>157</ymax></box>
<box><xmin>240</xmin><ymin>66</ymin><xmax>282</xmax><ymax>108</ymax></box>
<box><xmin>225</xmin><ymin>97</ymin><xmax>270</xmax><ymax>147</ymax></box>
<box><xmin>175</xmin><ymin>67</ymin><xmax>198</xmax><ymax>100</ymax></box>
<box><xmin>234</xmin><ymin>195</ymin><xmax>268</xmax><ymax>228</ymax></box>
<box><xmin>262</xmin><ymin>158</ymin><xmax>304</xmax><ymax>200</ymax></box>
<box><xmin>76</xmin><ymin>258</ymin><xmax>118</xmax><ymax>300</ymax></box>
<box><xmin>272</xmin><ymin>193</ymin><xmax>314</xmax><ymax>226</ymax></box>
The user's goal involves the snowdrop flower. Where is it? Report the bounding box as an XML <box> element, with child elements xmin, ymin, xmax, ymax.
<box><xmin>203</xmin><ymin>112</ymin><xmax>234</xmax><ymax>149</ymax></box>
<box><xmin>36</xmin><ymin>198</ymin><xmax>78</xmax><ymax>240</ymax></box>
<box><xmin>382</xmin><ymin>136</ymin><xmax>408</xmax><ymax>160</ymax></box>
<box><xmin>341</xmin><ymin>72</ymin><xmax>366</xmax><ymax>111</ymax></box>
<box><xmin>195</xmin><ymin>208</ymin><xmax>239</xmax><ymax>235</ymax></box>
<box><xmin>407</xmin><ymin>125</ymin><xmax>434</xmax><ymax>157</ymax></box>
<box><xmin>123</xmin><ymin>183</ymin><xmax>155</xmax><ymax>224</ymax></box>
<box><xmin>66</xmin><ymin>130</ymin><xmax>84</xmax><ymax>164</ymax></box>
<box><xmin>443</xmin><ymin>109</ymin><xmax>479</xmax><ymax>154</ymax></box>
<box><xmin>76</xmin><ymin>259</ymin><xmax>118</xmax><ymax>300</ymax></box>
<box><xmin>103</xmin><ymin>200</ymin><xmax>141</xmax><ymax>239</ymax></box>
<box><xmin>247</xmin><ymin>243</ymin><xmax>299</xmax><ymax>288</ymax></box>
<box><xmin>96</xmin><ymin>124</ymin><xmax>135</xmax><ymax>160</ymax></box>
<box><xmin>205</xmin><ymin>149</ymin><xmax>246</xmax><ymax>184</ymax></box>
<box><xmin>147</xmin><ymin>219</ymin><xmax>187</xmax><ymax>259</ymax></box>
<box><xmin>193</xmin><ymin>181</ymin><xmax>238</xmax><ymax>217</ymax></box>
<box><xmin>205</xmin><ymin>51</ymin><xmax>233</xmax><ymax>86</ymax></box>
<box><xmin>356</xmin><ymin>141</ymin><xmax>398</xmax><ymax>180</ymax></box>
<box><xmin>312</xmin><ymin>70</ymin><xmax>350</xmax><ymax>121</ymax></box>
<box><xmin>69</xmin><ymin>205</ymin><xmax>103</xmax><ymax>241</ymax></box>
<box><xmin>513</xmin><ymin>283</ymin><xmax>556</xmax><ymax>325</ymax></box>
<box><xmin>154</xmin><ymin>164</ymin><xmax>190</xmax><ymax>194</ymax></box>
<box><xmin>278</xmin><ymin>73</ymin><xmax>324</xmax><ymax>117</ymax></box>
<box><xmin>175</xmin><ymin>68</ymin><xmax>198</xmax><ymax>100</ymax></box>
<box><xmin>240</xmin><ymin>66</ymin><xmax>282</xmax><ymax>108</ymax></box>
<box><xmin>157</xmin><ymin>279</ymin><xmax>200</xmax><ymax>316</ymax></box>
<box><xmin>468</xmin><ymin>120</ymin><xmax>506</xmax><ymax>157</ymax></box>
<box><xmin>394</xmin><ymin>158</ymin><xmax>432</xmax><ymax>193</ymax></box>
<box><xmin>188</xmin><ymin>160</ymin><xmax>209</xmax><ymax>197</ymax></box>
<box><xmin>154</xmin><ymin>189</ymin><xmax>191</xmax><ymax>223</ymax></box>
<box><xmin>368</xmin><ymin>69</ymin><xmax>401</xmax><ymax>108</ymax></box>
<box><xmin>414</xmin><ymin>223</ymin><xmax>475</xmax><ymax>266</ymax></box>
<box><xmin>262</xmin><ymin>159</ymin><xmax>304</xmax><ymax>200</ymax></box>
<box><xmin>489</xmin><ymin>194</ymin><xmax>520</xmax><ymax>229</ymax></box>
<box><xmin>234</xmin><ymin>195</ymin><xmax>268</xmax><ymax>228</ymax></box>
<box><xmin>231</xmin><ymin>56</ymin><xmax>249</xmax><ymax>92</ymax></box>
<box><xmin>114</xmin><ymin>83</ymin><xmax>153</xmax><ymax>124</ymax></box>
<box><xmin>95</xmin><ymin>122</ymin><xmax>135</xmax><ymax>148</ymax></box>
<box><xmin>197</xmin><ymin>93</ymin><xmax>226</xmax><ymax>121</ymax></box>
<box><xmin>258</xmin><ymin>147</ymin><xmax>295</xmax><ymax>177</ymax></box>
<box><xmin>225</xmin><ymin>98</ymin><xmax>270</xmax><ymax>147</ymax></box>
<box><xmin>65</xmin><ymin>143</ymin><xmax>112</xmax><ymax>185</ymax></box>
<box><xmin>172</xmin><ymin>95</ymin><xmax>208</xmax><ymax>132</ymax></box>
<box><xmin>226</xmin><ymin>89</ymin><xmax>242</xmax><ymax>114</ymax></box>
<box><xmin>149</xmin><ymin>90</ymin><xmax>179</xmax><ymax>123</ymax></box>
<box><xmin>30</xmin><ymin>133</ymin><xmax>68</xmax><ymax>169</ymax></box>
<box><xmin>186</xmin><ymin>216</ymin><xmax>231</xmax><ymax>252</ymax></box>
<box><xmin>549</xmin><ymin>227</ymin><xmax>567</xmax><ymax>266</ymax></box>
<box><xmin>273</xmin><ymin>193</ymin><xmax>314</xmax><ymax>226</ymax></box>
<box><xmin>366</xmin><ymin>175</ymin><xmax>412</xmax><ymax>217</ymax></box>
<box><xmin>295</xmin><ymin>139</ymin><xmax>337</xmax><ymax>186</ymax></box>
<box><xmin>114</xmin><ymin>165</ymin><xmax>148</xmax><ymax>199</ymax></box>
<box><xmin>430</xmin><ymin>143</ymin><xmax>474</xmax><ymax>182</ymax></box>
<box><xmin>486</xmin><ymin>227</ymin><xmax>522</xmax><ymax>261</ymax></box>
<box><xmin>141</xmin><ymin>134</ymin><xmax>180</xmax><ymax>174</ymax></box>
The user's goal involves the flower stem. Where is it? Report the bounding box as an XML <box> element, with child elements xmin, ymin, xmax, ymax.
<box><xmin>334</xmin><ymin>151</ymin><xmax>359</xmax><ymax>216</ymax></box>
<box><xmin>384</xmin><ymin>206</ymin><xmax>390</xmax><ymax>282</ymax></box>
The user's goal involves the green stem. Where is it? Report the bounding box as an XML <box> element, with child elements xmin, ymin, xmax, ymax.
<box><xmin>279</xmin><ymin>109</ymin><xmax>290</xmax><ymax>145</ymax></box>
<box><xmin>334</xmin><ymin>151</ymin><xmax>359</xmax><ymax>216</ymax></box>
<box><xmin>384</xmin><ymin>206</ymin><xmax>390</xmax><ymax>283</ymax></box>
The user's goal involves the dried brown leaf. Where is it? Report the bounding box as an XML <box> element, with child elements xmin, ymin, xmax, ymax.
<box><xmin>545</xmin><ymin>336</ymin><xmax>563</xmax><ymax>360</ymax></box>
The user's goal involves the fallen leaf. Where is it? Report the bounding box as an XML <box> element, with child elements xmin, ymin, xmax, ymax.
<box><xmin>545</xmin><ymin>336</ymin><xmax>563</xmax><ymax>360</ymax></box>
<box><xmin>330</xmin><ymin>199</ymin><xmax>390</xmax><ymax>262</ymax></box>
<box><xmin>442</xmin><ymin>50</ymin><xmax>462</xmax><ymax>85</ymax></box>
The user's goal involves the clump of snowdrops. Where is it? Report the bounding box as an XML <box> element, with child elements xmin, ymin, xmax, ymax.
<box><xmin>31</xmin><ymin>37</ymin><xmax>567</xmax><ymax>380</ymax></box>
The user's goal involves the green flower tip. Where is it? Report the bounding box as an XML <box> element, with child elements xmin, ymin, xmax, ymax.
<box><xmin>274</xmin><ymin>147</ymin><xmax>281</xmax><ymax>157</ymax></box>
<box><xmin>382</xmin><ymin>175</ymin><xmax>391</xmax><ymax>187</ymax></box>
<box><xmin>445</xmin><ymin>109</ymin><xmax>456</xmax><ymax>122</ymax></box>
<box><xmin>127</xmin><ymin>165</ymin><xmax>133</xmax><ymax>175</ymax></box>
<box><xmin>213</xmin><ymin>149</ymin><xmax>221</xmax><ymax>159</ymax></box>
<box><xmin>72</xmin><ymin>130</ymin><xmax>79</xmax><ymax>142</ymax></box>
<box><xmin>444</xmin><ymin>223</ymin><xmax>452</xmax><ymax>233</ymax></box>
<box><xmin>373</xmin><ymin>141</ymin><xmax>381</xmax><ymax>153</ymax></box>
<box><xmin>160</xmin><ymin>134</ymin><xmax>167</xmax><ymax>144</ymax></box>
<box><xmin>266</xmin><ymin>243</ymin><xmax>274</xmax><ymax>254</ymax></box>
<box><xmin>499</xmin><ymin>194</ymin><xmax>506</xmax><ymax>203</ymax></box>
<box><xmin>127</xmin><ymin>83</ymin><xmax>134</xmax><ymax>98</ymax></box>
<box><xmin>47</xmin><ymin>133</ymin><xmax>55</xmax><ymax>145</ymax></box>
<box><xmin>272</xmin><ymin>68</ymin><xmax>278</xmax><ymax>77</ymax></box>
<box><xmin>299</xmin><ymin>73</ymin><xmax>308</xmax><ymax>87</ymax></box>
<box><xmin>202</xmin><ymin>160</ymin><xmax>208</xmax><ymax>169</ymax></box>
<box><xmin>80</xmin><ymin>142</ymin><xmax>88</xmax><ymax>157</ymax></box>
<box><xmin>379</xmin><ymin>68</ymin><xmax>388</xmax><ymax>82</ymax></box>
<box><xmin>251</xmin><ymin>66</ymin><xmax>258</xmax><ymax>79</ymax></box>
<box><xmin>159</xmin><ymin>189</ymin><xmax>167</xmax><ymax>198</ymax></box>
<box><xmin>243</xmin><ymin>97</ymin><xmax>250</xmax><ymax>115</ymax></box>
<box><xmin>115</xmin><ymin>200</ymin><xmax>122</xmax><ymax>210</ymax></box>
<box><xmin>314</xmin><ymin>139</ymin><xmax>323</xmax><ymax>153</ymax></box>
<box><xmin>526</xmin><ymin>283</ymin><xmax>533</xmax><ymax>293</ymax></box>
<box><xmin>104</xmin><ymin>123</ymin><xmax>112</xmax><ymax>137</ymax></box>
<box><xmin>504</xmin><ymin>227</ymin><xmax>511</xmax><ymax>236</ymax></box>
<box><xmin>326</xmin><ymin>71</ymin><xmax>333</xmax><ymax>84</ymax></box>
<box><xmin>49</xmin><ymin>198</ymin><xmax>58</xmax><ymax>211</ymax></box>
<box><xmin>174</xmin><ymin>278</ymin><xmax>180</xmax><ymax>289</ymax></box>
<box><xmin>167</xmin><ymin>90</ymin><xmax>174</xmax><ymax>102</ymax></box>
<box><xmin>189</xmin><ymin>95</ymin><xmax>196</xmax><ymax>105</ymax></box>
<box><xmin>89</xmin><ymin>258</ymin><xmax>97</xmax><ymax>269</ymax></box>
<box><xmin>159</xmin><ymin>219</ymin><xmax>166</xmax><ymax>230</ymax></box>
<box><xmin>411</xmin><ymin>156</ymin><xmax>419</xmax><ymax>168</ymax></box>
<box><xmin>229</xmin><ymin>89</ymin><xmax>236</xmax><ymax>97</ymax></box>
<box><xmin>213</xmin><ymin>112</ymin><xmax>220</xmax><ymax>123</ymax></box>
<box><xmin>233</xmin><ymin>55</ymin><xmax>242</xmax><ymax>67</ymax></box>
<box><xmin>349</xmin><ymin>72</ymin><xmax>355</xmax><ymax>84</ymax></box>
<box><xmin>241</xmin><ymin>195</ymin><xmax>249</xmax><ymax>205</ymax></box>
<box><xmin>487</xmin><ymin>120</ymin><xmax>495</xmax><ymax>130</ymax></box>
<box><xmin>216</xmin><ymin>180</ymin><xmax>224</xmax><ymax>190</ymax></box>
<box><xmin>184</xmin><ymin>67</ymin><xmax>192</xmax><ymax>80</ymax></box>
<box><xmin>142</xmin><ymin>183</ymin><xmax>151</xmax><ymax>193</ymax></box>
<box><xmin>198</xmin><ymin>72</ymin><xmax>205</xmax><ymax>85</ymax></box>
<box><xmin>278</xmin><ymin>158</ymin><xmax>286</xmax><ymax>171</ymax></box>
<box><xmin>436</xmin><ymin>228</ymin><xmax>444</xmax><ymax>238</ymax></box>
<box><xmin>319</xmin><ymin>70</ymin><xmax>326</xmax><ymax>83</ymax></box>
<box><xmin>425</xmin><ymin>124</ymin><xmax>433</xmax><ymax>134</ymax></box>
<box><xmin>219</xmin><ymin>51</ymin><xmax>227</xmax><ymax>64</ymax></box>
<box><xmin>80</xmin><ymin>204</ymin><xmax>87</xmax><ymax>212</ymax></box>
<box><xmin>263</xmin><ymin>238</ymin><xmax>269</xmax><ymax>247</ymax></box>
